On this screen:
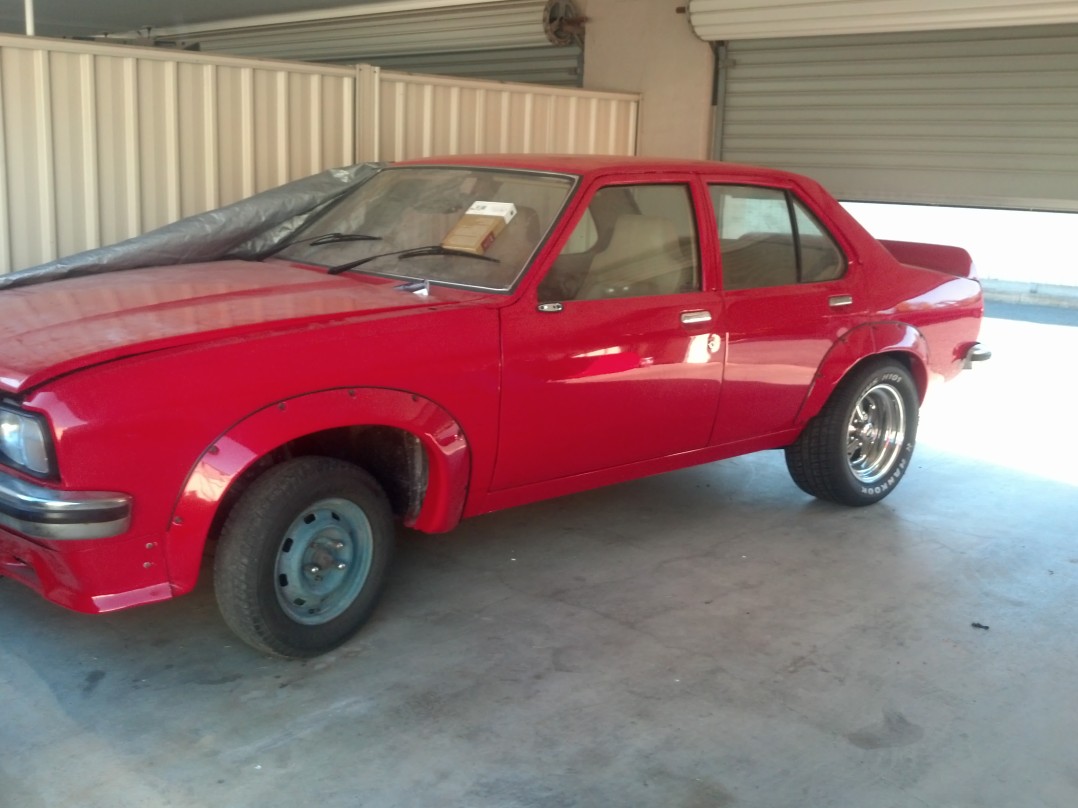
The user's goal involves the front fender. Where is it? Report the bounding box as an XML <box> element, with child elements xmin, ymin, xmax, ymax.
<box><xmin>163</xmin><ymin>387</ymin><xmax>469</xmax><ymax>596</ymax></box>
<box><xmin>796</xmin><ymin>322</ymin><xmax>929</xmax><ymax>424</ymax></box>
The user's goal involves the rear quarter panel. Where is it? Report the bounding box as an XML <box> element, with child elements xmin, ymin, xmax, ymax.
<box><xmin>861</xmin><ymin>258</ymin><xmax>984</xmax><ymax>382</ymax></box>
<box><xmin>781</xmin><ymin>178</ymin><xmax>984</xmax><ymax>419</ymax></box>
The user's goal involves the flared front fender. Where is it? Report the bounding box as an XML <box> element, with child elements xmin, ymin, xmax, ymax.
<box><xmin>163</xmin><ymin>387</ymin><xmax>469</xmax><ymax>596</ymax></box>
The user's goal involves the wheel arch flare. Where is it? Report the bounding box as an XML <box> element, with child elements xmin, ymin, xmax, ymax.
<box><xmin>163</xmin><ymin>387</ymin><xmax>470</xmax><ymax>597</ymax></box>
<box><xmin>796</xmin><ymin>321</ymin><xmax>930</xmax><ymax>425</ymax></box>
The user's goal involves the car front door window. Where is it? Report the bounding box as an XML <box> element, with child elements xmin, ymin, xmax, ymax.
<box><xmin>538</xmin><ymin>184</ymin><xmax>701</xmax><ymax>303</ymax></box>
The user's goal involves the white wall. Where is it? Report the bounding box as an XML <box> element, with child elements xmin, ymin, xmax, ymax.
<box><xmin>581</xmin><ymin>0</ymin><xmax>714</xmax><ymax>159</ymax></box>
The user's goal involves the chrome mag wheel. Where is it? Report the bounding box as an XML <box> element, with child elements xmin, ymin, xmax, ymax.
<box><xmin>846</xmin><ymin>382</ymin><xmax>906</xmax><ymax>485</ymax></box>
<box><xmin>785</xmin><ymin>361</ymin><xmax>919</xmax><ymax>506</ymax></box>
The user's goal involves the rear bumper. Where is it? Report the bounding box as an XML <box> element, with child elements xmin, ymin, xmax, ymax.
<box><xmin>0</xmin><ymin>471</ymin><xmax>131</xmax><ymax>540</ymax></box>
<box><xmin>962</xmin><ymin>342</ymin><xmax>992</xmax><ymax>369</ymax></box>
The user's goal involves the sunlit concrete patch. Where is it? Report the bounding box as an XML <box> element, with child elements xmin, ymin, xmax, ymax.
<box><xmin>918</xmin><ymin>311</ymin><xmax>1078</xmax><ymax>488</ymax></box>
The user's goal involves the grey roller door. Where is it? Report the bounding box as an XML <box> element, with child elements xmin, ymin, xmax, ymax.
<box><xmin>151</xmin><ymin>0</ymin><xmax>584</xmax><ymax>87</ymax></box>
<box><xmin>715</xmin><ymin>24</ymin><xmax>1078</xmax><ymax>212</ymax></box>
<box><xmin>327</xmin><ymin>45</ymin><xmax>582</xmax><ymax>87</ymax></box>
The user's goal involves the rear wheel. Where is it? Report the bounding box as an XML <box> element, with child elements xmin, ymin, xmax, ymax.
<box><xmin>785</xmin><ymin>361</ymin><xmax>919</xmax><ymax>506</ymax></box>
<box><xmin>214</xmin><ymin>456</ymin><xmax>394</xmax><ymax>658</ymax></box>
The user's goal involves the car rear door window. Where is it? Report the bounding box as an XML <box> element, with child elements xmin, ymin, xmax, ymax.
<box><xmin>710</xmin><ymin>185</ymin><xmax>845</xmax><ymax>290</ymax></box>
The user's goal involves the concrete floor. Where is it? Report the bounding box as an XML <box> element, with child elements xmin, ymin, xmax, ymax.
<box><xmin>2</xmin><ymin>304</ymin><xmax>1076</xmax><ymax>808</ymax></box>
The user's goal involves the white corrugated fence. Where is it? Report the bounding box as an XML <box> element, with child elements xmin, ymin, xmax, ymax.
<box><xmin>356</xmin><ymin>65</ymin><xmax>637</xmax><ymax>162</ymax></box>
<box><xmin>0</xmin><ymin>34</ymin><xmax>639</xmax><ymax>274</ymax></box>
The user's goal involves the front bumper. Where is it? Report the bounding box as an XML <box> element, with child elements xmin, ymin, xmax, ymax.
<box><xmin>0</xmin><ymin>471</ymin><xmax>179</xmax><ymax>613</ymax></box>
<box><xmin>0</xmin><ymin>471</ymin><xmax>131</xmax><ymax>540</ymax></box>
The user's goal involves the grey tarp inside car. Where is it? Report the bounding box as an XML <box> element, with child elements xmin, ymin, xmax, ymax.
<box><xmin>0</xmin><ymin>163</ymin><xmax>383</xmax><ymax>291</ymax></box>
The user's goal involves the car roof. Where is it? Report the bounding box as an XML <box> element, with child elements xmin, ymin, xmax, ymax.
<box><xmin>395</xmin><ymin>153</ymin><xmax>805</xmax><ymax>184</ymax></box>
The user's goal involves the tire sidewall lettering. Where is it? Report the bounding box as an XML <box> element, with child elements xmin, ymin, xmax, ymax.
<box><xmin>857</xmin><ymin>435</ymin><xmax>913</xmax><ymax>497</ymax></box>
<box><xmin>787</xmin><ymin>360</ymin><xmax>919</xmax><ymax>506</ymax></box>
<box><xmin>850</xmin><ymin>368</ymin><xmax>916</xmax><ymax>500</ymax></box>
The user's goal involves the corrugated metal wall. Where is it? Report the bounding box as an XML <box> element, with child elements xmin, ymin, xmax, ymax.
<box><xmin>152</xmin><ymin>0</ymin><xmax>563</xmax><ymax>61</ymax></box>
<box><xmin>147</xmin><ymin>0</ymin><xmax>584</xmax><ymax>87</ymax></box>
<box><xmin>356</xmin><ymin>66</ymin><xmax>638</xmax><ymax>162</ymax></box>
<box><xmin>0</xmin><ymin>35</ymin><xmax>639</xmax><ymax>275</ymax></box>
<box><xmin>328</xmin><ymin>45</ymin><xmax>583</xmax><ymax>88</ymax></box>
<box><xmin>0</xmin><ymin>34</ymin><xmax>356</xmax><ymax>273</ymax></box>
<box><xmin>716</xmin><ymin>24</ymin><xmax>1078</xmax><ymax>212</ymax></box>
<box><xmin>689</xmin><ymin>0</ymin><xmax>1078</xmax><ymax>40</ymax></box>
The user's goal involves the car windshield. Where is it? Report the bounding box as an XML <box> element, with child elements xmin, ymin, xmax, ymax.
<box><xmin>277</xmin><ymin>166</ymin><xmax>575</xmax><ymax>291</ymax></box>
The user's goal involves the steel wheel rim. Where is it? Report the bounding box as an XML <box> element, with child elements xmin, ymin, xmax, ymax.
<box><xmin>274</xmin><ymin>497</ymin><xmax>374</xmax><ymax>625</ymax></box>
<box><xmin>846</xmin><ymin>383</ymin><xmax>906</xmax><ymax>484</ymax></box>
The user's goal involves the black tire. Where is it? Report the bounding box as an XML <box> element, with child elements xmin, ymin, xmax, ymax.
<box><xmin>785</xmin><ymin>360</ymin><xmax>919</xmax><ymax>506</ymax></box>
<box><xmin>214</xmin><ymin>456</ymin><xmax>394</xmax><ymax>658</ymax></box>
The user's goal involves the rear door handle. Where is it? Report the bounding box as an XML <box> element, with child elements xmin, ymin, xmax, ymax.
<box><xmin>681</xmin><ymin>310</ymin><xmax>712</xmax><ymax>325</ymax></box>
<box><xmin>829</xmin><ymin>295</ymin><xmax>853</xmax><ymax>308</ymax></box>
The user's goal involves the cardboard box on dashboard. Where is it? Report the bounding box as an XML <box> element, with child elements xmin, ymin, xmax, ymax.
<box><xmin>441</xmin><ymin>201</ymin><xmax>517</xmax><ymax>255</ymax></box>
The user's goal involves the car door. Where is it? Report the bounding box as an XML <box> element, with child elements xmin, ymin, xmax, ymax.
<box><xmin>706</xmin><ymin>181</ymin><xmax>862</xmax><ymax>445</ymax></box>
<box><xmin>492</xmin><ymin>177</ymin><xmax>724</xmax><ymax>490</ymax></box>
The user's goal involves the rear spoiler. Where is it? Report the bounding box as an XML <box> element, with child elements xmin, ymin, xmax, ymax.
<box><xmin>879</xmin><ymin>239</ymin><xmax>975</xmax><ymax>279</ymax></box>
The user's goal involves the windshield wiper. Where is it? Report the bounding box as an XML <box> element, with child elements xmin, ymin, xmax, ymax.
<box><xmin>308</xmin><ymin>232</ymin><xmax>381</xmax><ymax>246</ymax></box>
<box><xmin>265</xmin><ymin>231</ymin><xmax>380</xmax><ymax>257</ymax></box>
<box><xmin>327</xmin><ymin>245</ymin><xmax>500</xmax><ymax>275</ymax></box>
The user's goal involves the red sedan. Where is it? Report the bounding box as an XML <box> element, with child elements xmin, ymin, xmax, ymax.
<box><xmin>0</xmin><ymin>156</ymin><xmax>987</xmax><ymax>656</ymax></box>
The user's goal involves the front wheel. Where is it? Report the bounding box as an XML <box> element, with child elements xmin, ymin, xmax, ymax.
<box><xmin>785</xmin><ymin>361</ymin><xmax>919</xmax><ymax>506</ymax></box>
<box><xmin>214</xmin><ymin>456</ymin><xmax>395</xmax><ymax>658</ymax></box>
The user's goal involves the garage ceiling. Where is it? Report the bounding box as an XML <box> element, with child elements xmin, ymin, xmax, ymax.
<box><xmin>0</xmin><ymin>0</ymin><xmax>471</xmax><ymax>37</ymax></box>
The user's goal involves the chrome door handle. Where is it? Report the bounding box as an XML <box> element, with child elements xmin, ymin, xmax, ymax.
<box><xmin>681</xmin><ymin>310</ymin><xmax>712</xmax><ymax>325</ymax></box>
<box><xmin>829</xmin><ymin>295</ymin><xmax>853</xmax><ymax>308</ymax></box>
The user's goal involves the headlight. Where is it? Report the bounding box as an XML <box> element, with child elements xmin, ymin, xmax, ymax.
<box><xmin>0</xmin><ymin>404</ymin><xmax>54</xmax><ymax>477</ymax></box>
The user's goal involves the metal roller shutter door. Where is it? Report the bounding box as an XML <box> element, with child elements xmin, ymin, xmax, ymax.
<box><xmin>687</xmin><ymin>0</ymin><xmax>1078</xmax><ymax>40</ymax></box>
<box><xmin>714</xmin><ymin>24</ymin><xmax>1078</xmax><ymax>212</ymax></box>
<box><xmin>149</xmin><ymin>0</ymin><xmax>584</xmax><ymax>87</ymax></box>
<box><xmin>327</xmin><ymin>45</ymin><xmax>582</xmax><ymax>87</ymax></box>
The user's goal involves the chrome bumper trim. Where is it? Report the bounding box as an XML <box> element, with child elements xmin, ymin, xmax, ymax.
<box><xmin>0</xmin><ymin>471</ymin><xmax>131</xmax><ymax>540</ymax></box>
